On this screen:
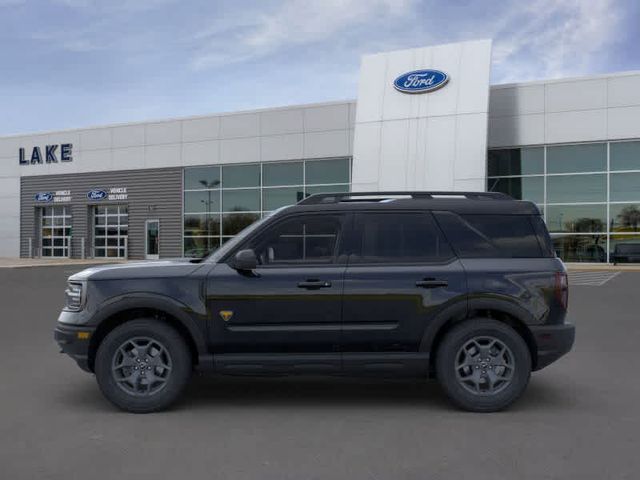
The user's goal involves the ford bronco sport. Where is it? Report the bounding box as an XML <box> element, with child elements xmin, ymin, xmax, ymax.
<box><xmin>54</xmin><ymin>191</ymin><xmax>574</xmax><ymax>413</ymax></box>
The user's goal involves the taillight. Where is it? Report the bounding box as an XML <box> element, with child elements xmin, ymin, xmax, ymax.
<box><xmin>555</xmin><ymin>271</ymin><xmax>569</xmax><ymax>310</ymax></box>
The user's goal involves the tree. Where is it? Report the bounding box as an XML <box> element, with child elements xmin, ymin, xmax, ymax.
<box><xmin>616</xmin><ymin>205</ymin><xmax>640</xmax><ymax>231</ymax></box>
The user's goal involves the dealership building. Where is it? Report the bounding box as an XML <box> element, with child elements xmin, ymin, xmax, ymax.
<box><xmin>1</xmin><ymin>39</ymin><xmax>640</xmax><ymax>263</ymax></box>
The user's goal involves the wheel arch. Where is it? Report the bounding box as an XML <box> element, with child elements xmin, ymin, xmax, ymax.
<box><xmin>87</xmin><ymin>295</ymin><xmax>207</xmax><ymax>372</ymax></box>
<box><xmin>421</xmin><ymin>297</ymin><xmax>538</xmax><ymax>374</ymax></box>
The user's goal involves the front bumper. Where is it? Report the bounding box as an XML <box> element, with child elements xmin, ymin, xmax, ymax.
<box><xmin>530</xmin><ymin>323</ymin><xmax>575</xmax><ymax>371</ymax></box>
<box><xmin>54</xmin><ymin>323</ymin><xmax>96</xmax><ymax>373</ymax></box>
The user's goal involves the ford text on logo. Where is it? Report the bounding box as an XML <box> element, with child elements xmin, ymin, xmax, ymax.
<box><xmin>393</xmin><ymin>69</ymin><xmax>449</xmax><ymax>93</ymax></box>
<box><xmin>35</xmin><ymin>192</ymin><xmax>53</xmax><ymax>202</ymax></box>
<box><xmin>87</xmin><ymin>190</ymin><xmax>108</xmax><ymax>201</ymax></box>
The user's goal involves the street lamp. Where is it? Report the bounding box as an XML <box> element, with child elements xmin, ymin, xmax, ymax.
<box><xmin>199</xmin><ymin>179</ymin><xmax>220</xmax><ymax>254</ymax></box>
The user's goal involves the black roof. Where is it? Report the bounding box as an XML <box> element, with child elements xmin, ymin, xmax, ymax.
<box><xmin>284</xmin><ymin>191</ymin><xmax>540</xmax><ymax>215</ymax></box>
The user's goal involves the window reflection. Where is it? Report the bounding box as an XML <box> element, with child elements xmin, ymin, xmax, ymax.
<box><xmin>547</xmin><ymin>174</ymin><xmax>606</xmax><ymax>203</ymax></box>
<box><xmin>263</xmin><ymin>188</ymin><xmax>304</xmax><ymax>211</ymax></box>
<box><xmin>184</xmin><ymin>191</ymin><xmax>220</xmax><ymax>213</ymax></box>
<box><xmin>306</xmin><ymin>158</ymin><xmax>350</xmax><ymax>184</ymax></box>
<box><xmin>546</xmin><ymin>205</ymin><xmax>606</xmax><ymax>233</ymax></box>
<box><xmin>487</xmin><ymin>148</ymin><xmax>543</xmax><ymax>176</ymax></box>
<box><xmin>184</xmin><ymin>166</ymin><xmax>221</xmax><ymax>190</ymax></box>
<box><xmin>184</xmin><ymin>159</ymin><xmax>351</xmax><ymax>256</ymax></box>
<box><xmin>487</xmin><ymin>176</ymin><xmax>543</xmax><ymax>203</ymax></box>
<box><xmin>305</xmin><ymin>184</ymin><xmax>349</xmax><ymax>196</ymax></box>
<box><xmin>552</xmin><ymin>235</ymin><xmax>606</xmax><ymax>263</ymax></box>
<box><xmin>222</xmin><ymin>164</ymin><xmax>260</xmax><ymax>188</ymax></box>
<box><xmin>222</xmin><ymin>213</ymin><xmax>261</xmax><ymax>236</ymax></box>
<box><xmin>263</xmin><ymin>162</ymin><xmax>303</xmax><ymax>186</ymax></box>
<box><xmin>184</xmin><ymin>214</ymin><xmax>221</xmax><ymax>236</ymax></box>
<box><xmin>547</xmin><ymin>143</ymin><xmax>606</xmax><ymax>174</ymax></box>
<box><xmin>610</xmin><ymin>172</ymin><xmax>640</xmax><ymax>202</ymax></box>
<box><xmin>610</xmin><ymin>235</ymin><xmax>640</xmax><ymax>263</ymax></box>
<box><xmin>610</xmin><ymin>141</ymin><xmax>640</xmax><ymax>171</ymax></box>
<box><xmin>184</xmin><ymin>237</ymin><xmax>219</xmax><ymax>258</ymax></box>
<box><xmin>610</xmin><ymin>204</ymin><xmax>640</xmax><ymax>233</ymax></box>
<box><xmin>222</xmin><ymin>189</ymin><xmax>260</xmax><ymax>212</ymax></box>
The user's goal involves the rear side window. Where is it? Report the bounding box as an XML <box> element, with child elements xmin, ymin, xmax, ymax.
<box><xmin>351</xmin><ymin>212</ymin><xmax>454</xmax><ymax>263</ymax></box>
<box><xmin>434</xmin><ymin>212</ymin><xmax>546</xmax><ymax>258</ymax></box>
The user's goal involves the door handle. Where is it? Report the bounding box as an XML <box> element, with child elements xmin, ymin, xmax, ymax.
<box><xmin>415</xmin><ymin>278</ymin><xmax>448</xmax><ymax>289</ymax></box>
<box><xmin>297</xmin><ymin>280</ymin><xmax>332</xmax><ymax>289</ymax></box>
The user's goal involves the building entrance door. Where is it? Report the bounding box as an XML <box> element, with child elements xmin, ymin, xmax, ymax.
<box><xmin>145</xmin><ymin>219</ymin><xmax>160</xmax><ymax>259</ymax></box>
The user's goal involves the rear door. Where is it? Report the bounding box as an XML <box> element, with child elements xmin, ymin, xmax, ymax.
<box><xmin>341</xmin><ymin>211</ymin><xmax>467</xmax><ymax>370</ymax></box>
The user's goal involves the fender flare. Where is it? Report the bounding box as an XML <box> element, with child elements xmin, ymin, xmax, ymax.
<box><xmin>90</xmin><ymin>293</ymin><xmax>208</xmax><ymax>356</ymax></box>
<box><xmin>419</xmin><ymin>298</ymin><xmax>468</xmax><ymax>353</ymax></box>
<box><xmin>419</xmin><ymin>295</ymin><xmax>535</xmax><ymax>353</ymax></box>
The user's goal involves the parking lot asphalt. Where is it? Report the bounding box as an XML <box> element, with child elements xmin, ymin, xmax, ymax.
<box><xmin>1</xmin><ymin>265</ymin><xmax>639</xmax><ymax>480</ymax></box>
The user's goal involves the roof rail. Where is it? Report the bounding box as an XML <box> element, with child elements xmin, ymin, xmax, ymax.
<box><xmin>298</xmin><ymin>191</ymin><xmax>510</xmax><ymax>205</ymax></box>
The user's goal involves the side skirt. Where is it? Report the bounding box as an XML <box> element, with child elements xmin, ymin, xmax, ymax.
<box><xmin>206</xmin><ymin>352</ymin><xmax>430</xmax><ymax>377</ymax></box>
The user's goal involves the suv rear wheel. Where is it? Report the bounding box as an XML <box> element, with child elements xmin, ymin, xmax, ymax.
<box><xmin>436</xmin><ymin>318</ymin><xmax>531</xmax><ymax>412</ymax></box>
<box><xmin>95</xmin><ymin>319</ymin><xmax>192</xmax><ymax>413</ymax></box>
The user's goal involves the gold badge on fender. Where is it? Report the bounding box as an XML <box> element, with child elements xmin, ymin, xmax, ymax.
<box><xmin>219</xmin><ymin>310</ymin><xmax>234</xmax><ymax>322</ymax></box>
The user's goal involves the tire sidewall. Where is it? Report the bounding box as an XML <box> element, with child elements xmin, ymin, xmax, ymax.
<box><xmin>95</xmin><ymin>319</ymin><xmax>191</xmax><ymax>413</ymax></box>
<box><xmin>436</xmin><ymin>319</ymin><xmax>532</xmax><ymax>412</ymax></box>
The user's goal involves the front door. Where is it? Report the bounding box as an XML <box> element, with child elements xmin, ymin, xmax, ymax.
<box><xmin>341</xmin><ymin>211</ymin><xmax>467</xmax><ymax>372</ymax></box>
<box><xmin>206</xmin><ymin>213</ymin><xmax>348</xmax><ymax>370</ymax></box>
<box><xmin>145</xmin><ymin>219</ymin><xmax>160</xmax><ymax>259</ymax></box>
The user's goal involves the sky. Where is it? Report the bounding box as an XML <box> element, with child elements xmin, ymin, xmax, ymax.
<box><xmin>0</xmin><ymin>0</ymin><xmax>638</xmax><ymax>135</ymax></box>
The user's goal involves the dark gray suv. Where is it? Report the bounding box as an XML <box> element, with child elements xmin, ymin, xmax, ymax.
<box><xmin>55</xmin><ymin>191</ymin><xmax>574</xmax><ymax>413</ymax></box>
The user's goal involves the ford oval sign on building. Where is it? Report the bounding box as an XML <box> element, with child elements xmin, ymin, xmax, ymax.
<box><xmin>35</xmin><ymin>192</ymin><xmax>53</xmax><ymax>202</ymax></box>
<box><xmin>393</xmin><ymin>69</ymin><xmax>449</xmax><ymax>93</ymax></box>
<box><xmin>87</xmin><ymin>189</ymin><xmax>108</xmax><ymax>201</ymax></box>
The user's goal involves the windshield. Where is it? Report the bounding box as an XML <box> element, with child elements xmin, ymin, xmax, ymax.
<box><xmin>204</xmin><ymin>208</ymin><xmax>287</xmax><ymax>263</ymax></box>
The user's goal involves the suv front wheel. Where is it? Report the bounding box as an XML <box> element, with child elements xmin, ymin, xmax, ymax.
<box><xmin>436</xmin><ymin>318</ymin><xmax>531</xmax><ymax>412</ymax></box>
<box><xmin>95</xmin><ymin>319</ymin><xmax>192</xmax><ymax>413</ymax></box>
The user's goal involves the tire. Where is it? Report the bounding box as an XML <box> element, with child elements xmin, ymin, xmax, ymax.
<box><xmin>435</xmin><ymin>318</ymin><xmax>531</xmax><ymax>413</ymax></box>
<box><xmin>95</xmin><ymin>319</ymin><xmax>192</xmax><ymax>413</ymax></box>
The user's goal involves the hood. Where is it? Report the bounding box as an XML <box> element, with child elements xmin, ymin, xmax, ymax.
<box><xmin>69</xmin><ymin>258</ymin><xmax>206</xmax><ymax>281</ymax></box>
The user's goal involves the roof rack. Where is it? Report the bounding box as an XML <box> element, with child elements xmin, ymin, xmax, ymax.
<box><xmin>298</xmin><ymin>191</ymin><xmax>510</xmax><ymax>205</ymax></box>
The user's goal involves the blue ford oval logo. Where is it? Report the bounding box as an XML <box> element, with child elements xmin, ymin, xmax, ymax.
<box><xmin>35</xmin><ymin>192</ymin><xmax>53</xmax><ymax>202</ymax></box>
<box><xmin>393</xmin><ymin>69</ymin><xmax>449</xmax><ymax>93</ymax></box>
<box><xmin>87</xmin><ymin>189</ymin><xmax>107</xmax><ymax>201</ymax></box>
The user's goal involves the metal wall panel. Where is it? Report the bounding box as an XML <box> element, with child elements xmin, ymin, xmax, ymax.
<box><xmin>20</xmin><ymin>167</ymin><xmax>182</xmax><ymax>259</ymax></box>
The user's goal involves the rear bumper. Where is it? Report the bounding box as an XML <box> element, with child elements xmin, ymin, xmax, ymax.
<box><xmin>530</xmin><ymin>323</ymin><xmax>575</xmax><ymax>371</ymax></box>
<box><xmin>54</xmin><ymin>323</ymin><xmax>95</xmax><ymax>373</ymax></box>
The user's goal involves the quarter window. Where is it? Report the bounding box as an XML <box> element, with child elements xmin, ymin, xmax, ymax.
<box><xmin>435</xmin><ymin>212</ymin><xmax>544</xmax><ymax>258</ymax></box>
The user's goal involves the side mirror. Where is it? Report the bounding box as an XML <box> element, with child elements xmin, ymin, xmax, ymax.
<box><xmin>232</xmin><ymin>249</ymin><xmax>258</xmax><ymax>272</ymax></box>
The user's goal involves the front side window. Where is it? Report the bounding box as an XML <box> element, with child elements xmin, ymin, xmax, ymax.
<box><xmin>351</xmin><ymin>212</ymin><xmax>454</xmax><ymax>264</ymax></box>
<box><xmin>249</xmin><ymin>215</ymin><xmax>342</xmax><ymax>265</ymax></box>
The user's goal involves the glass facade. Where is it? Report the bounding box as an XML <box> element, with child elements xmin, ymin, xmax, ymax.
<box><xmin>183</xmin><ymin>158</ymin><xmax>351</xmax><ymax>257</ymax></box>
<box><xmin>488</xmin><ymin>140</ymin><xmax>640</xmax><ymax>263</ymax></box>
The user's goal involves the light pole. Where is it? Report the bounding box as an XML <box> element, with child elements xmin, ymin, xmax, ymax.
<box><xmin>199</xmin><ymin>179</ymin><xmax>220</xmax><ymax>253</ymax></box>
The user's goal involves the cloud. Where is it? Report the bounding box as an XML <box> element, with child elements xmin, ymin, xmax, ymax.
<box><xmin>51</xmin><ymin>0</ymin><xmax>175</xmax><ymax>12</ymax></box>
<box><xmin>190</xmin><ymin>0</ymin><xmax>625</xmax><ymax>83</ymax></box>
<box><xmin>191</xmin><ymin>0</ymin><xmax>417</xmax><ymax>70</ymax></box>
<box><xmin>491</xmin><ymin>0</ymin><xmax>622</xmax><ymax>82</ymax></box>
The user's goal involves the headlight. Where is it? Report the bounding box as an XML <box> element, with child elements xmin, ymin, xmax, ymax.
<box><xmin>64</xmin><ymin>282</ymin><xmax>85</xmax><ymax>311</ymax></box>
